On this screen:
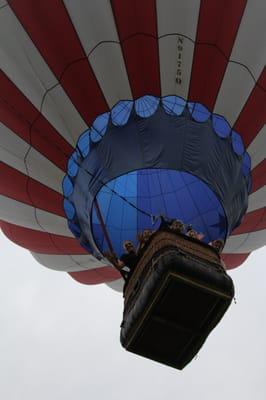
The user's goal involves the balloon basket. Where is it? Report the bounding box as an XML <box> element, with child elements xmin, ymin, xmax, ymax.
<box><xmin>120</xmin><ymin>231</ymin><xmax>234</xmax><ymax>370</ymax></box>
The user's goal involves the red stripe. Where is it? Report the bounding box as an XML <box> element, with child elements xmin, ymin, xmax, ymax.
<box><xmin>9</xmin><ymin>0</ymin><xmax>108</xmax><ymax>125</ymax></box>
<box><xmin>222</xmin><ymin>253</ymin><xmax>249</xmax><ymax>269</ymax></box>
<box><xmin>189</xmin><ymin>0</ymin><xmax>246</xmax><ymax>110</ymax></box>
<box><xmin>232</xmin><ymin>208</ymin><xmax>266</xmax><ymax>235</ymax></box>
<box><xmin>0</xmin><ymin>72</ymin><xmax>72</xmax><ymax>171</ymax></box>
<box><xmin>111</xmin><ymin>0</ymin><xmax>161</xmax><ymax>98</ymax></box>
<box><xmin>0</xmin><ymin>221</ymin><xmax>87</xmax><ymax>255</ymax></box>
<box><xmin>251</xmin><ymin>160</ymin><xmax>266</xmax><ymax>193</ymax></box>
<box><xmin>69</xmin><ymin>267</ymin><xmax>121</xmax><ymax>285</ymax></box>
<box><xmin>0</xmin><ymin>162</ymin><xmax>64</xmax><ymax>217</ymax></box>
<box><xmin>234</xmin><ymin>68</ymin><xmax>266</xmax><ymax>147</ymax></box>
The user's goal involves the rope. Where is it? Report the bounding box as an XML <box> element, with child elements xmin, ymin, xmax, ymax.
<box><xmin>94</xmin><ymin>198</ymin><xmax>115</xmax><ymax>254</ymax></box>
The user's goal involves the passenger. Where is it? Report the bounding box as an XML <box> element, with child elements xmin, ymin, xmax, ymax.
<box><xmin>103</xmin><ymin>250</ymin><xmax>129</xmax><ymax>280</ymax></box>
<box><xmin>118</xmin><ymin>240</ymin><xmax>139</xmax><ymax>278</ymax></box>
<box><xmin>209</xmin><ymin>239</ymin><xmax>224</xmax><ymax>254</ymax></box>
<box><xmin>158</xmin><ymin>215</ymin><xmax>172</xmax><ymax>230</ymax></box>
<box><xmin>186</xmin><ymin>225</ymin><xmax>204</xmax><ymax>241</ymax></box>
<box><xmin>137</xmin><ymin>229</ymin><xmax>154</xmax><ymax>253</ymax></box>
<box><xmin>169</xmin><ymin>219</ymin><xmax>185</xmax><ymax>234</ymax></box>
<box><xmin>186</xmin><ymin>229</ymin><xmax>198</xmax><ymax>239</ymax></box>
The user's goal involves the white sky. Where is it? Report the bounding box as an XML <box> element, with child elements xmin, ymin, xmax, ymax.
<box><xmin>0</xmin><ymin>231</ymin><xmax>265</xmax><ymax>400</ymax></box>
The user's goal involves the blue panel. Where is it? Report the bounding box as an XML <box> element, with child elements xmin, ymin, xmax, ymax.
<box><xmin>162</xmin><ymin>96</ymin><xmax>186</xmax><ymax>116</ymax></box>
<box><xmin>159</xmin><ymin>170</ymin><xmax>176</xmax><ymax>193</ymax></box>
<box><xmin>113</xmin><ymin>173</ymin><xmax>128</xmax><ymax>198</ymax></box>
<box><xmin>176</xmin><ymin>186</ymin><xmax>199</xmax><ymax>220</ymax></box>
<box><xmin>134</xmin><ymin>95</ymin><xmax>160</xmax><ymax>117</ymax></box>
<box><xmin>111</xmin><ymin>100</ymin><xmax>133</xmax><ymax>126</ymax></box>
<box><xmin>64</xmin><ymin>199</ymin><xmax>76</xmax><ymax>220</ymax></box>
<box><xmin>231</xmin><ymin>131</ymin><xmax>245</xmax><ymax>156</ymax></box>
<box><xmin>212</xmin><ymin>114</ymin><xmax>231</xmax><ymax>138</ymax></box>
<box><xmin>92</xmin><ymin>171</ymin><xmax>138</xmax><ymax>255</ymax></box>
<box><xmin>91</xmin><ymin>112</ymin><xmax>110</xmax><ymax>142</ymax></box>
<box><xmin>95</xmin><ymin>191</ymin><xmax>112</xmax><ymax>221</ymax></box>
<box><xmin>188</xmin><ymin>102</ymin><xmax>210</xmax><ymax>122</ymax></box>
<box><xmin>62</xmin><ymin>175</ymin><xmax>74</xmax><ymax>196</ymax></box>
<box><xmin>188</xmin><ymin>180</ymin><xmax>215</xmax><ymax>213</ymax></box>
<box><xmin>91</xmin><ymin>169</ymin><xmax>227</xmax><ymax>257</ymax></box>
<box><xmin>242</xmin><ymin>152</ymin><xmax>251</xmax><ymax>176</ymax></box>
<box><xmin>77</xmin><ymin>130</ymin><xmax>90</xmax><ymax>157</ymax></box>
<box><xmin>67</xmin><ymin>152</ymin><xmax>79</xmax><ymax>177</ymax></box>
<box><xmin>181</xmin><ymin>172</ymin><xmax>198</xmax><ymax>185</ymax></box>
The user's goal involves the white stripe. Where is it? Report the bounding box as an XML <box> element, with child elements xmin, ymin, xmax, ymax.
<box><xmin>88</xmin><ymin>43</ymin><xmax>132</xmax><ymax>107</ymax></box>
<box><xmin>0</xmin><ymin>124</ymin><xmax>64</xmax><ymax>193</ymax></box>
<box><xmin>105</xmin><ymin>279</ymin><xmax>124</xmax><ymax>292</ymax></box>
<box><xmin>35</xmin><ymin>208</ymin><xmax>71</xmax><ymax>237</ymax></box>
<box><xmin>0</xmin><ymin>123</ymin><xmax>29</xmax><ymax>176</ymax></box>
<box><xmin>64</xmin><ymin>0</ymin><xmax>132</xmax><ymax>107</ymax></box>
<box><xmin>247</xmin><ymin>187</ymin><xmax>266</xmax><ymax>213</ymax></box>
<box><xmin>225</xmin><ymin>230</ymin><xmax>266</xmax><ymax>254</ymax></box>
<box><xmin>0</xmin><ymin>6</ymin><xmax>55</xmax><ymax>107</ymax></box>
<box><xmin>0</xmin><ymin>195</ymin><xmax>72</xmax><ymax>237</ymax></box>
<box><xmin>31</xmin><ymin>252</ymin><xmax>108</xmax><ymax>272</ymax></box>
<box><xmin>214</xmin><ymin>0</ymin><xmax>266</xmax><ymax>125</ymax></box>
<box><xmin>228</xmin><ymin>0</ymin><xmax>266</xmax><ymax>81</ymax></box>
<box><xmin>157</xmin><ymin>0</ymin><xmax>200</xmax><ymax>99</ymax></box>
<box><xmin>41</xmin><ymin>86</ymin><xmax>88</xmax><ymax>146</ymax></box>
<box><xmin>0</xmin><ymin>6</ymin><xmax>87</xmax><ymax>145</ymax></box>
<box><xmin>26</xmin><ymin>148</ymin><xmax>64</xmax><ymax>194</ymax></box>
<box><xmin>248</xmin><ymin>126</ymin><xmax>266</xmax><ymax>169</ymax></box>
<box><xmin>214</xmin><ymin>64</ymin><xmax>261</xmax><ymax>126</ymax></box>
<box><xmin>63</xmin><ymin>0</ymin><xmax>118</xmax><ymax>52</ymax></box>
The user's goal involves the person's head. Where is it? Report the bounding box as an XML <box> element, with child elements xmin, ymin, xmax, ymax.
<box><xmin>142</xmin><ymin>229</ymin><xmax>153</xmax><ymax>241</ymax></box>
<box><xmin>123</xmin><ymin>240</ymin><xmax>135</xmax><ymax>253</ymax></box>
<box><xmin>170</xmin><ymin>219</ymin><xmax>184</xmax><ymax>233</ymax></box>
<box><xmin>187</xmin><ymin>229</ymin><xmax>197</xmax><ymax>239</ymax></box>
<box><xmin>211</xmin><ymin>239</ymin><xmax>224</xmax><ymax>253</ymax></box>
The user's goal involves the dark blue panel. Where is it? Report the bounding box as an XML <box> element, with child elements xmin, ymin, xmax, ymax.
<box><xmin>68</xmin><ymin>221</ymin><xmax>81</xmax><ymax>238</ymax></box>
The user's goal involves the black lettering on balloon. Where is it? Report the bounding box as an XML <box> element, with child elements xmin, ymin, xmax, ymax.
<box><xmin>176</xmin><ymin>36</ymin><xmax>184</xmax><ymax>85</ymax></box>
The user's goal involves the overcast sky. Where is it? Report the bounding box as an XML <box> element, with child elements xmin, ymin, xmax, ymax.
<box><xmin>0</xmin><ymin>232</ymin><xmax>265</xmax><ymax>400</ymax></box>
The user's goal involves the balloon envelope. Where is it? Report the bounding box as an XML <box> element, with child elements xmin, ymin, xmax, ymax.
<box><xmin>0</xmin><ymin>0</ymin><xmax>265</xmax><ymax>291</ymax></box>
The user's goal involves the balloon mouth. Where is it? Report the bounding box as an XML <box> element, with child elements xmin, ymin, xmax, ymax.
<box><xmin>63</xmin><ymin>95</ymin><xmax>250</xmax><ymax>257</ymax></box>
<box><xmin>90</xmin><ymin>168</ymin><xmax>228</xmax><ymax>258</ymax></box>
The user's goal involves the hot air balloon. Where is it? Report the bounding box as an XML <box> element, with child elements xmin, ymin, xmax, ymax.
<box><xmin>0</xmin><ymin>0</ymin><xmax>265</xmax><ymax>368</ymax></box>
